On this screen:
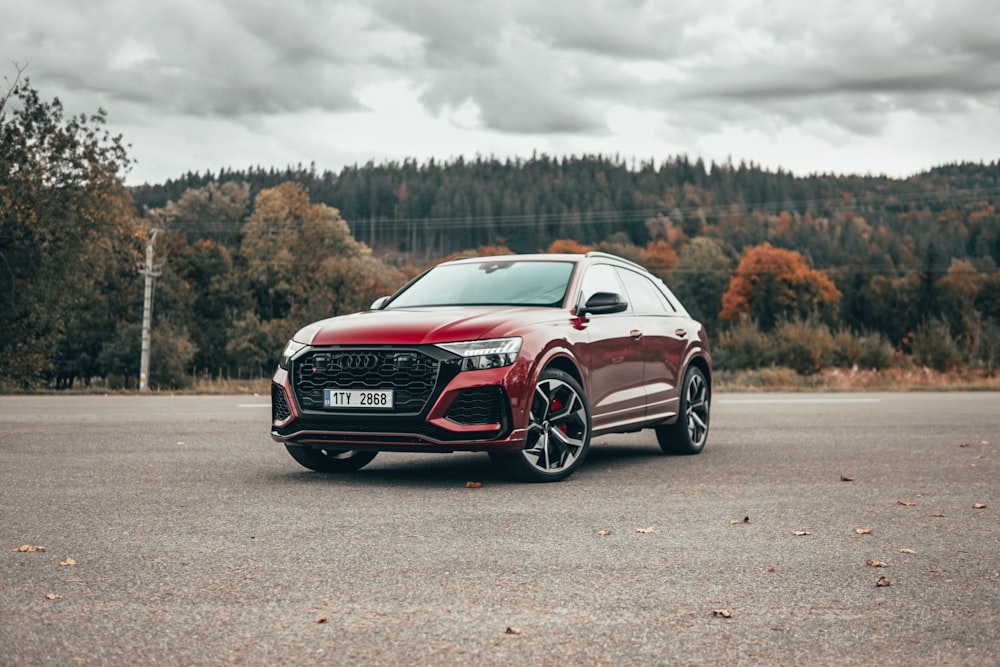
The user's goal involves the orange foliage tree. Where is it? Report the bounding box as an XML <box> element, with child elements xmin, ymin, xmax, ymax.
<box><xmin>719</xmin><ymin>242</ymin><xmax>841</xmax><ymax>329</ymax></box>
<box><xmin>547</xmin><ymin>238</ymin><xmax>592</xmax><ymax>254</ymax></box>
<box><xmin>640</xmin><ymin>240</ymin><xmax>678</xmax><ymax>278</ymax></box>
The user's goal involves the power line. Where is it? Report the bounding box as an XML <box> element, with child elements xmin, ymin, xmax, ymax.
<box><xmin>157</xmin><ymin>183</ymin><xmax>1000</xmax><ymax>233</ymax></box>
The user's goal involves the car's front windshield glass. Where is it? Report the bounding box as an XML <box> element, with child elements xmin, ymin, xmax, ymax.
<box><xmin>387</xmin><ymin>260</ymin><xmax>575</xmax><ymax>308</ymax></box>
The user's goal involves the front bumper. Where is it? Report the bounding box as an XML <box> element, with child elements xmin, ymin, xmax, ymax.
<box><xmin>270</xmin><ymin>345</ymin><xmax>529</xmax><ymax>453</ymax></box>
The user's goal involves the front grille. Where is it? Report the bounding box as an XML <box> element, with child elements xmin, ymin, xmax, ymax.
<box><xmin>293</xmin><ymin>349</ymin><xmax>440</xmax><ymax>413</ymax></box>
<box><xmin>272</xmin><ymin>383</ymin><xmax>292</xmax><ymax>422</ymax></box>
<box><xmin>446</xmin><ymin>387</ymin><xmax>505</xmax><ymax>425</ymax></box>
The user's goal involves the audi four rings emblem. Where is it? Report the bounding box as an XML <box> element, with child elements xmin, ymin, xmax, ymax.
<box><xmin>339</xmin><ymin>353</ymin><xmax>380</xmax><ymax>369</ymax></box>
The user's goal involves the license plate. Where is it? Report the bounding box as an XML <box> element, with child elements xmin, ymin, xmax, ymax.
<box><xmin>323</xmin><ymin>389</ymin><xmax>394</xmax><ymax>409</ymax></box>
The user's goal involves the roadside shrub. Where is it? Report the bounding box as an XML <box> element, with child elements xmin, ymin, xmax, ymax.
<box><xmin>972</xmin><ymin>318</ymin><xmax>1000</xmax><ymax>376</ymax></box>
<box><xmin>772</xmin><ymin>319</ymin><xmax>835</xmax><ymax>375</ymax></box>
<box><xmin>831</xmin><ymin>328</ymin><xmax>862</xmax><ymax>368</ymax></box>
<box><xmin>833</xmin><ymin>328</ymin><xmax>895</xmax><ymax>370</ymax></box>
<box><xmin>856</xmin><ymin>332</ymin><xmax>895</xmax><ymax>370</ymax></box>
<box><xmin>150</xmin><ymin>322</ymin><xmax>197</xmax><ymax>389</ymax></box>
<box><xmin>97</xmin><ymin>320</ymin><xmax>196</xmax><ymax>389</ymax></box>
<box><xmin>714</xmin><ymin>317</ymin><xmax>774</xmax><ymax>371</ymax></box>
<box><xmin>912</xmin><ymin>317</ymin><xmax>963</xmax><ymax>371</ymax></box>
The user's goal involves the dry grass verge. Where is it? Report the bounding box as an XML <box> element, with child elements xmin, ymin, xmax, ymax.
<box><xmin>716</xmin><ymin>367</ymin><xmax>1000</xmax><ymax>392</ymax></box>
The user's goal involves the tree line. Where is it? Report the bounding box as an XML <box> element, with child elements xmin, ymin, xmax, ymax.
<box><xmin>2</xmin><ymin>75</ymin><xmax>999</xmax><ymax>390</ymax></box>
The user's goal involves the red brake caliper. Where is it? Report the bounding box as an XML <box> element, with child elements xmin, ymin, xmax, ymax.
<box><xmin>551</xmin><ymin>398</ymin><xmax>568</xmax><ymax>434</ymax></box>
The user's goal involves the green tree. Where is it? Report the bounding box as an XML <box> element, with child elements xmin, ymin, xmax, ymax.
<box><xmin>0</xmin><ymin>70</ymin><xmax>137</xmax><ymax>387</ymax></box>
<box><xmin>156</xmin><ymin>180</ymin><xmax>250</xmax><ymax>245</ymax></box>
<box><xmin>668</xmin><ymin>237</ymin><xmax>733</xmax><ymax>330</ymax></box>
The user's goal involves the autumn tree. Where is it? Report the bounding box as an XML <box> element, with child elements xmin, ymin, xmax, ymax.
<box><xmin>719</xmin><ymin>242</ymin><xmax>841</xmax><ymax>329</ymax></box>
<box><xmin>640</xmin><ymin>240</ymin><xmax>678</xmax><ymax>278</ymax></box>
<box><xmin>155</xmin><ymin>180</ymin><xmax>250</xmax><ymax>245</ymax></box>
<box><xmin>0</xmin><ymin>70</ymin><xmax>138</xmax><ymax>387</ymax></box>
<box><xmin>234</xmin><ymin>182</ymin><xmax>404</xmax><ymax>374</ymax></box>
<box><xmin>547</xmin><ymin>238</ymin><xmax>591</xmax><ymax>254</ymax></box>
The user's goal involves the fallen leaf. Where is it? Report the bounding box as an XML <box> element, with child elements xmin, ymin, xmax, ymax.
<box><xmin>793</xmin><ymin>531</ymin><xmax>812</xmax><ymax>536</ymax></box>
<box><xmin>315</xmin><ymin>615</ymin><xmax>328</xmax><ymax>624</ymax></box>
<box><xmin>597</xmin><ymin>530</ymin><xmax>612</xmax><ymax>536</ymax></box>
<box><xmin>899</xmin><ymin>548</ymin><xmax>917</xmax><ymax>555</ymax></box>
<box><xmin>972</xmin><ymin>503</ymin><xmax>987</xmax><ymax>509</ymax></box>
<box><xmin>505</xmin><ymin>627</ymin><xmax>522</xmax><ymax>635</ymax></box>
<box><xmin>930</xmin><ymin>513</ymin><xmax>946</xmax><ymax>517</ymax></box>
<box><xmin>876</xmin><ymin>576</ymin><xmax>891</xmax><ymax>587</ymax></box>
<box><xmin>867</xmin><ymin>559</ymin><xmax>889</xmax><ymax>568</ymax></box>
<box><xmin>712</xmin><ymin>609</ymin><xmax>732</xmax><ymax>618</ymax></box>
<box><xmin>45</xmin><ymin>593</ymin><xmax>63</xmax><ymax>600</ymax></box>
<box><xmin>840</xmin><ymin>475</ymin><xmax>854</xmax><ymax>482</ymax></box>
<box><xmin>13</xmin><ymin>544</ymin><xmax>46</xmax><ymax>553</ymax></box>
<box><xmin>176</xmin><ymin>441</ymin><xmax>185</xmax><ymax>446</ymax></box>
<box><xmin>743</xmin><ymin>516</ymin><xmax>750</xmax><ymax>524</ymax></box>
<box><xmin>766</xmin><ymin>566</ymin><xmax>777</xmax><ymax>573</ymax></box>
<box><xmin>728</xmin><ymin>517</ymin><xmax>750</xmax><ymax>525</ymax></box>
<box><xmin>635</xmin><ymin>527</ymin><xmax>655</xmax><ymax>534</ymax></box>
<box><xmin>465</xmin><ymin>481</ymin><xmax>482</xmax><ymax>489</ymax></box>
<box><xmin>982</xmin><ymin>440</ymin><xmax>990</xmax><ymax>445</ymax></box>
<box><xmin>898</xmin><ymin>500</ymin><xmax>919</xmax><ymax>507</ymax></box>
<box><xmin>855</xmin><ymin>528</ymin><xmax>873</xmax><ymax>535</ymax></box>
<box><xmin>59</xmin><ymin>558</ymin><xmax>77</xmax><ymax>566</ymax></box>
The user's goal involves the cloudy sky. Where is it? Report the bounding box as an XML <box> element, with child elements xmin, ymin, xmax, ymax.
<box><xmin>4</xmin><ymin>0</ymin><xmax>999</xmax><ymax>185</ymax></box>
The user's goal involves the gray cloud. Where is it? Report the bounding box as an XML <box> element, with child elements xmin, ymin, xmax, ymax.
<box><xmin>3</xmin><ymin>0</ymin><xmax>998</xmax><ymax>181</ymax></box>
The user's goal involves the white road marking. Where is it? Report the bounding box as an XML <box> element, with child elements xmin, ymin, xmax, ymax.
<box><xmin>717</xmin><ymin>398</ymin><xmax>881</xmax><ymax>405</ymax></box>
<box><xmin>238</xmin><ymin>403</ymin><xmax>271</xmax><ymax>408</ymax></box>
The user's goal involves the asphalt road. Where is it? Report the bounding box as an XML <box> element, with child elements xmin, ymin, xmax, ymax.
<box><xmin>1</xmin><ymin>392</ymin><xmax>998</xmax><ymax>666</ymax></box>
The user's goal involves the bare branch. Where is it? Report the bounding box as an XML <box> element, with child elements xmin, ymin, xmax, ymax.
<box><xmin>1</xmin><ymin>59</ymin><xmax>30</xmax><ymax>114</ymax></box>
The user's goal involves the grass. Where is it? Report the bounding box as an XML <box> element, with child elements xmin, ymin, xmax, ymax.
<box><xmin>715</xmin><ymin>366</ymin><xmax>1000</xmax><ymax>392</ymax></box>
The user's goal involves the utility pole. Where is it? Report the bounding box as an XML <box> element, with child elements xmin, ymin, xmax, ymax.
<box><xmin>138</xmin><ymin>228</ymin><xmax>162</xmax><ymax>391</ymax></box>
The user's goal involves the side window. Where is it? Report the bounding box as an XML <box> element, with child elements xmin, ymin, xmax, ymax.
<box><xmin>616</xmin><ymin>268</ymin><xmax>672</xmax><ymax>315</ymax></box>
<box><xmin>578</xmin><ymin>264</ymin><xmax>624</xmax><ymax>310</ymax></box>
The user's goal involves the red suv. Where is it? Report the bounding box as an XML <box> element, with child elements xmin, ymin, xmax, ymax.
<box><xmin>271</xmin><ymin>252</ymin><xmax>711</xmax><ymax>481</ymax></box>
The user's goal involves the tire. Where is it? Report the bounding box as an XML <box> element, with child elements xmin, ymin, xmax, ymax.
<box><xmin>490</xmin><ymin>368</ymin><xmax>591</xmax><ymax>482</ymax></box>
<box><xmin>656</xmin><ymin>366</ymin><xmax>710</xmax><ymax>455</ymax></box>
<box><xmin>285</xmin><ymin>445</ymin><xmax>378</xmax><ymax>473</ymax></box>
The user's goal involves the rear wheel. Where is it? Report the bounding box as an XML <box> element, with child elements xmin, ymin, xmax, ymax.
<box><xmin>490</xmin><ymin>368</ymin><xmax>591</xmax><ymax>482</ymax></box>
<box><xmin>655</xmin><ymin>366</ymin><xmax>710</xmax><ymax>455</ymax></box>
<box><xmin>284</xmin><ymin>445</ymin><xmax>378</xmax><ymax>473</ymax></box>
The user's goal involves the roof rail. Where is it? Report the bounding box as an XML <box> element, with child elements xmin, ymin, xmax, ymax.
<box><xmin>584</xmin><ymin>250</ymin><xmax>645</xmax><ymax>271</ymax></box>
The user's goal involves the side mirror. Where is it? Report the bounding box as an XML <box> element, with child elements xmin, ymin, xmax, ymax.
<box><xmin>369</xmin><ymin>296</ymin><xmax>391</xmax><ymax>310</ymax></box>
<box><xmin>579</xmin><ymin>292</ymin><xmax>628</xmax><ymax>317</ymax></box>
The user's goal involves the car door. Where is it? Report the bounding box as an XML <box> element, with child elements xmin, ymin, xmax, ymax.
<box><xmin>614</xmin><ymin>267</ymin><xmax>689</xmax><ymax>422</ymax></box>
<box><xmin>575</xmin><ymin>263</ymin><xmax>646</xmax><ymax>432</ymax></box>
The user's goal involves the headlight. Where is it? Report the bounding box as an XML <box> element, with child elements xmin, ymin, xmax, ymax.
<box><xmin>437</xmin><ymin>337</ymin><xmax>522</xmax><ymax>371</ymax></box>
<box><xmin>279</xmin><ymin>339</ymin><xmax>308</xmax><ymax>369</ymax></box>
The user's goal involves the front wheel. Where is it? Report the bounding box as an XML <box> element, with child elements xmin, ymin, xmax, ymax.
<box><xmin>490</xmin><ymin>369</ymin><xmax>592</xmax><ymax>482</ymax></box>
<box><xmin>285</xmin><ymin>445</ymin><xmax>378</xmax><ymax>473</ymax></box>
<box><xmin>655</xmin><ymin>366</ymin><xmax>710</xmax><ymax>455</ymax></box>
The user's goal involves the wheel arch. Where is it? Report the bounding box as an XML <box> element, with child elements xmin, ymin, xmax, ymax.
<box><xmin>539</xmin><ymin>352</ymin><xmax>583</xmax><ymax>388</ymax></box>
<box><xmin>688</xmin><ymin>354</ymin><xmax>712</xmax><ymax>392</ymax></box>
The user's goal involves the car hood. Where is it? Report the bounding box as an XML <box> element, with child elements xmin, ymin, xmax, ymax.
<box><xmin>296</xmin><ymin>306</ymin><xmax>566</xmax><ymax>346</ymax></box>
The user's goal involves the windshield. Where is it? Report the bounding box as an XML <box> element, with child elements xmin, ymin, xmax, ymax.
<box><xmin>387</xmin><ymin>260</ymin><xmax>575</xmax><ymax>308</ymax></box>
